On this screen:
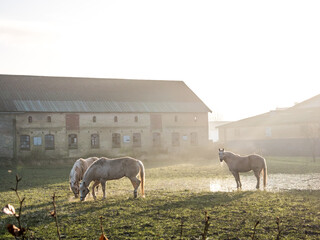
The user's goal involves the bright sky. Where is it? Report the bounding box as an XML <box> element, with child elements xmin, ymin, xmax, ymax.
<box><xmin>0</xmin><ymin>0</ymin><xmax>319</xmax><ymax>121</ymax></box>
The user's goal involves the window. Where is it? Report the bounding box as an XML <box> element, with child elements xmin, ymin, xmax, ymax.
<box><xmin>112</xmin><ymin>133</ymin><xmax>121</xmax><ymax>148</ymax></box>
<box><xmin>33</xmin><ymin>136</ymin><xmax>42</xmax><ymax>146</ymax></box>
<box><xmin>45</xmin><ymin>134</ymin><xmax>55</xmax><ymax>150</ymax></box>
<box><xmin>68</xmin><ymin>134</ymin><xmax>78</xmax><ymax>149</ymax></box>
<box><xmin>91</xmin><ymin>134</ymin><xmax>100</xmax><ymax>148</ymax></box>
<box><xmin>47</xmin><ymin>116</ymin><xmax>51</xmax><ymax>123</ymax></box>
<box><xmin>172</xmin><ymin>132</ymin><xmax>180</xmax><ymax>147</ymax></box>
<box><xmin>28</xmin><ymin>116</ymin><xmax>32</xmax><ymax>123</ymax></box>
<box><xmin>191</xmin><ymin>132</ymin><xmax>198</xmax><ymax>146</ymax></box>
<box><xmin>134</xmin><ymin>116</ymin><xmax>138</xmax><ymax>122</ymax></box>
<box><xmin>20</xmin><ymin>135</ymin><xmax>30</xmax><ymax>150</ymax></box>
<box><xmin>265</xmin><ymin>127</ymin><xmax>272</xmax><ymax>137</ymax></box>
<box><xmin>133</xmin><ymin>133</ymin><xmax>141</xmax><ymax>147</ymax></box>
<box><xmin>152</xmin><ymin>132</ymin><xmax>161</xmax><ymax>147</ymax></box>
<box><xmin>114</xmin><ymin>116</ymin><xmax>118</xmax><ymax>123</ymax></box>
<box><xmin>93</xmin><ymin>116</ymin><xmax>96</xmax><ymax>123</ymax></box>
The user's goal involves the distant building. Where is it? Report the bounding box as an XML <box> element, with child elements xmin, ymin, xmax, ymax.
<box><xmin>0</xmin><ymin>75</ymin><xmax>211</xmax><ymax>163</ymax></box>
<box><xmin>209</xmin><ymin>121</ymin><xmax>230</xmax><ymax>142</ymax></box>
<box><xmin>217</xmin><ymin>94</ymin><xmax>320</xmax><ymax>157</ymax></box>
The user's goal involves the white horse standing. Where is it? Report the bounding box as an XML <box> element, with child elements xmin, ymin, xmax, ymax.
<box><xmin>69</xmin><ymin>157</ymin><xmax>99</xmax><ymax>197</ymax></box>
<box><xmin>80</xmin><ymin>157</ymin><xmax>145</xmax><ymax>201</ymax></box>
<box><xmin>219</xmin><ymin>148</ymin><xmax>267</xmax><ymax>189</ymax></box>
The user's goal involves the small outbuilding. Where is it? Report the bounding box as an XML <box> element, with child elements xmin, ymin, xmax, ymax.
<box><xmin>217</xmin><ymin>94</ymin><xmax>320</xmax><ymax>157</ymax></box>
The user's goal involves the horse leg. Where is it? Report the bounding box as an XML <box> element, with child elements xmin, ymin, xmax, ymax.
<box><xmin>101</xmin><ymin>181</ymin><xmax>106</xmax><ymax>199</ymax></box>
<box><xmin>254</xmin><ymin>170</ymin><xmax>261</xmax><ymax>189</ymax></box>
<box><xmin>236</xmin><ymin>172</ymin><xmax>242</xmax><ymax>189</ymax></box>
<box><xmin>231</xmin><ymin>171</ymin><xmax>241</xmax><ymax>189</ymax></box>
<box><xmin>129</xmin><ymin>177</ymin><xmax>141</xmax><ymax>198</ymax></box>
<box><xmin>91</xmin><ymin>181</ymin><xmax>99</xmax><ymax>200</ymax></box>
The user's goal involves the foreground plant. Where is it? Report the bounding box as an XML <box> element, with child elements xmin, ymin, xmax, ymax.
<box><xmin>50</xmin><ymin>193</ymin><xmax>61</xmax><ymax>240</ymax></box>
<box><xmin>201</xmin><ymin>211</ymin><xmax>210</xmax><ymax>240</ymax></box>
<box><xmin>99</xmin><ymin>216</ymin><xmax>109</xmax><ymax>240</ymax></box>
<box><xmin>276</xmin><ymin>217</ymin><xmax>282</xmax><ymax>240</ymax></box>
<box><xmin>2</xmin><ymin>175</ymin><xmax>27</xmax><ymax>239</ymax></box>
<box><xmin>251</xmin><ymin>220</ymin><xmax>260</xmax><ymax>240</ymax></box>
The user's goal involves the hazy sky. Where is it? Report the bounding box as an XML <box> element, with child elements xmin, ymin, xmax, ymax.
<box><xmin>0</xmin><ymin>0</ymin><xmax>319</xmax><ymax>121</ymax></box>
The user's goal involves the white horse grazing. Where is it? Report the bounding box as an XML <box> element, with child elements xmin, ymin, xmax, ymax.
<box><xmin>69</xmin><ymin>157</ymin><xmax>99</xmax><ymax>197</ymax></box>
<box><xmin>80</xmin><ymin>157</ymin><xmax>145</xmax><ymax>201</ymax></box>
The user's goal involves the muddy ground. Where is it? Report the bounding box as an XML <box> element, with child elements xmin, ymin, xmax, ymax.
<box><xmin>209</xmin><ymin>173</ymin><xmax>320</xmax><ymax>192</ymax></box>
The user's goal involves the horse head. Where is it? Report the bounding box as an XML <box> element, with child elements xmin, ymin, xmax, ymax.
<box><xmin>79</xmin><ymin>181</ymin><xmax>89</xmax><ymax>201</ymax></box>
<box><xmin>70</xmin><ymin>181</ymin><xmax>79</xmax><ymax>198</ymax></box>
<box><xmin>218</xmin><ymin>148</ymin><xmax>225</xmax><ymax>162</ymax></box>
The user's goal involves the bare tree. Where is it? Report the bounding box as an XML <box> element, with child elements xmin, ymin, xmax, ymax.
<box><xmin>302</xmin><ymin>122</ymin><xmax>320</xmax><ymax>162</ymax></box>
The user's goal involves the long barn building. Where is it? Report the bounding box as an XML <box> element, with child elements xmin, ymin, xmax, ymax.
<box><xmin>0</xmin><ymin>75</ymin><xmax>211</xmax><ymax>163</ymax></box>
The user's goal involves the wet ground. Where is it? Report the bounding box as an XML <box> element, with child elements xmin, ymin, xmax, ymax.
<box><xmin>70</xmin><ymin>172</ymin><xmax>320</xmax><ymax>201</ymax></box>
<box><xmin>210</xmin><ymin>173</ymin><xmax>320</xmax><ymax>192</ymax></box>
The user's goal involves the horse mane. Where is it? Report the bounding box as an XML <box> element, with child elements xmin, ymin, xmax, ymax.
<box><xmin>224</xmin><ymin>151</ymin><xmax>241</xmax><ymax>157</ymax></box>
<box><xmin>70</xmin><ymin>158</ymin><xmax>87</xmax><ymax>183</ymax></box>
<box><xmin>82</xmin><ymin>158</ymin><xmax>105</xmax><ymax>187</ymax></box>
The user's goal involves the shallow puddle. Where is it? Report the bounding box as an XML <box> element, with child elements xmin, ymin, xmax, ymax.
<box><xmin>210</xmin><ymin>173</ymin><xmax>320</xmax><ymax>192</ymax></box>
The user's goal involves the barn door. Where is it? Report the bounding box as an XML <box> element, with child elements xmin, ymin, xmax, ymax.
<box><xmin>150</xmin><ymin>114</ymin><xmax>162</xmax><ymax>131</ymax></box>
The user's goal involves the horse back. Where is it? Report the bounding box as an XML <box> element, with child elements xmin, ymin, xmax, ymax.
<box><xmin>91</xmin><ymin>157</ymin><xmax>140</xmax><ymax>180</ymax></box>
<box><xmin>248</xmin><ymin>154</ymin><xmax>266</xmax><ymax>169</ymax></box>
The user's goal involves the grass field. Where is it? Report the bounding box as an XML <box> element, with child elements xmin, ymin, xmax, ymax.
<box><xmin>1</xmin><ymin>156</ymin><xmax>320</xmax><ymax>239</ymax></box>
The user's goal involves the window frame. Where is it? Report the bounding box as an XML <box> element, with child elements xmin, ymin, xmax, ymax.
<box><xmin>20</xmin><ymin>135</ymin><xmax>30</xmax><ymax>150</ymax></box>
<box><xmin>172</xmin><ymin>132</ymin><xmax>180</xmax><ymax>147</ymax></box>
<box><xmin>152</xmin><ymin>132</ymin><xmax>161</xmax><ymax>147</ymax></box>
<box><xmin>190</xmin><ymin>132</ymin><xmax>198</xmax><ymax>146</ymax></box>
<box><xmin>133</xmin><ymin>133</ymin><xmax>141</xmax><ymax>147</ymax></box>
<box><xmin>45</xmin><ymin>134</ymin><xmax>55</xmax><ymax>150</ymax></box>
<box><xmin>68</xmin><ymin>134</ymin><xmax>78</xmax><ymax>149</ymax></box>
<box><xmin>112</xmin><ymin>133</ymin><xmax>121</xmax><ymax>148</ymax></box>
<box><xmin>91</xmin><ymin>133</ymin><xmax>100</xmax><ymax>148</ymax></box>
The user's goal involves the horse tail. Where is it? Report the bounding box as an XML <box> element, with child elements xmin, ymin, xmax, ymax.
<box><xmin>138</xmin><ymin>160</ymin><xmax>145</xmax><ymax>197</ymax></box>
<box><xmin>263</xmin><ymin>158</ymin><xmax>267</xmax><ymax>188</ymax></box>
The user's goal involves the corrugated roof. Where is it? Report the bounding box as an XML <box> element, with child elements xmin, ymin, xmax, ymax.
<box><xmin>0</xmin><ymin>74</ymin><xmax>211</xmax><ymax>113</ymax></box>
<box><xmin>218</xmin><ymin>95</ymin><xmax>320</xmax><ymax>129</ymax></box>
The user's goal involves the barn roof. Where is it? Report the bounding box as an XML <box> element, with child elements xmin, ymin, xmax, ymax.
<box><xmin>0</xmin><ymin>74</ymin><xmax>211</xmax><ymax>113</ymax></box>
<box><xmin>218</xmin><ymin>94</ymin><xmax>320</xmax><ymax>128</ymax></box>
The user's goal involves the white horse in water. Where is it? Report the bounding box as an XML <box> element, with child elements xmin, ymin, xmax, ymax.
<box><xmin>69</xmin><ymin>157</ymin><xmax>99</xmax><ymax>197</ymax></box>
<box><xmin>219</xmin><ymin>148</ymin><xmax>267</xmax><ymax>189</ymax></box>
<box><xmin>80</xmin><ymin>157</ymin><xmax>145</xmax><ymax>201</ymax></box>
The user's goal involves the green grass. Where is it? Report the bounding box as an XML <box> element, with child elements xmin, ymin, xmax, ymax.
<box><xmin>1</xmin><ymin>157</ymin><xmax>320</xmax><ymax>239</ymax></box>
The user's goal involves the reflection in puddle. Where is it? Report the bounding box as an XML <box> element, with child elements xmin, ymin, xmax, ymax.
<box><xmin>210</xmin><ymin>173</ymin><xmax>320</xmax><ymax>192</ymax></box>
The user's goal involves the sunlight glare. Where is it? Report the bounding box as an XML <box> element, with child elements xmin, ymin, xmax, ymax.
<box><xmin>210</xmin><ymin>180</ymin><xmax>222</xmax><ymax>192</ymax></box>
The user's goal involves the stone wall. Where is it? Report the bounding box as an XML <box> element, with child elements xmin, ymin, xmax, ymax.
<box><xmin>2</xmin><ymin>112</ymin><xmax>210</xmax><ymax>162</ymax></box>
<box><xmin>0</xmin><ymin>114</ymin><xmax>15</xmax><ymax>163</ymax></box>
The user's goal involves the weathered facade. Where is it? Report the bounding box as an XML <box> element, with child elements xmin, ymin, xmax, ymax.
<box><xmin>0</xmin><ymin>75</ymin><xmax>211</xmax><ymax>163</ymax></box>
<box><xmin>217</xmin><ymin>94</ymin><xmax>320</xmax><ymax>157</ymax></box>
